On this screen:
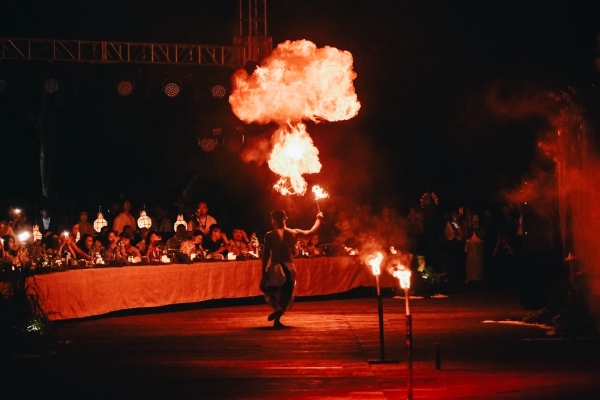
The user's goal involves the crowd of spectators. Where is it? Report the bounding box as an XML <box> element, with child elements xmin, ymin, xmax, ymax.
<box><xmin>1</xmin><ymin>197</ymin><xmax>524</xmax><ymax>286</ymax></box>
<box><xmin>0</xmin><ymin>200</ymin><xmax>261</xmax><ymax>269</ymax></box>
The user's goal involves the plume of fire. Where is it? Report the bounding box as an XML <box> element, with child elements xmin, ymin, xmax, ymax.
<box><xmin>229</xmin><ymin>39</ymin><xmax>361</xmax><ymax>195</ymax></box>
<box><xmin>269</xmin><ymin>122</ymin><xmax>321</xmax><ymax>195</ymax></box>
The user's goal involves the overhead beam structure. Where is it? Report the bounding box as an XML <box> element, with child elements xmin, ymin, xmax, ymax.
<box><xmin>0</xmin><ymin>1</ymin><xmax>272</xmax><ymax>68</ymax></box>
<box><xmin>0</xmin><ymin>38</ymin><xmax>246</xmax><ymax>68</ymax></box>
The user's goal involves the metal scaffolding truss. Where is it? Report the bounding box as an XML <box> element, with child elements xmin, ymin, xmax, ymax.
<box><xmin>235</xmin><ymin>0</ymin><xmax>271</xmax><ymax>63</ymax></box>
<box><xmin>0</xmin><ymin>37</ymin><xmax>246</xmax><ymax>68</ymax></box>
<box><xmin>238</xmin><ymin>0</ymin><xmax>268</xmax><ymax>37</ymax></box>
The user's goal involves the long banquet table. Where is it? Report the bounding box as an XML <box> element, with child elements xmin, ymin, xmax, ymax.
<box><xmin>27</xmin><ymin>256</ymin><xmax>400</xmax><ymax>321</ymax></box>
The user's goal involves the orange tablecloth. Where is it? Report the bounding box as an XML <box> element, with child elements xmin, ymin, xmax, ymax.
<box><xmin>26</xmin><ymin>256</ymin><xmax>399</xmax><ymax>320</ymax></box>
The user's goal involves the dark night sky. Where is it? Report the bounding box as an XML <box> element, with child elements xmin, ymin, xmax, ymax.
<box><xmin>1</xmin><ymin>0</ymin><xmax>600</xmax><ymax>227</ymax></box>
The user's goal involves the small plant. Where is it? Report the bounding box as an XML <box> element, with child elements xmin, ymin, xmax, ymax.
<box><xmin>411</xmin><ymin>265</ymin><xmax>442</xmax><ymax>297</ymax></box>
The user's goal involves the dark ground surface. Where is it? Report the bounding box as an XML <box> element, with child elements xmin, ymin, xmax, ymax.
<box><xmin>2</xmin><ymin>284</ymin><xmax>600</xmax><ymax>399</ymax></box>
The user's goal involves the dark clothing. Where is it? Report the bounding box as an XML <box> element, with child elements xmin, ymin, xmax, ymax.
<box><xmin>202</xmin><ymin>236</ymin><xmax>227</xmax><ymax>255</ymax></box>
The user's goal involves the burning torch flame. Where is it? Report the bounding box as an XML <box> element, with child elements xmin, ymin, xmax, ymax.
<box><xmin>366</xmin><ymin>252</ymin><xmax>384</xmax><ymax>276</ymax></box>
<box><xmin>229</xmin><ymin>39</ymin><xmax>361</xmax><ymax>196</ymax></box>
<box><xmin>312</xmin><ymin>184</ymin><xmax>329</xmax><ymax>212</ymax></box>
<box><xmin>393</xmin><ymin>265</ymin><xmax>412</xmax><ymax>290</ymax></box>
<box><xmin>312</xmin><ymin>185</ymin><xmax>329</xmax><ymax>200</ymax></box>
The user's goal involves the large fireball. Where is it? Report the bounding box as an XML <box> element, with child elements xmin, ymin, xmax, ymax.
<box><xmin>229</xmin><ymin>39</ymin><xmax>360</xmax><ymax>195</ymax></box>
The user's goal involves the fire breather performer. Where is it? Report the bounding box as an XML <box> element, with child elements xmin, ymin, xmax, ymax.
<box><xmin>261</xmin><ymin>209</ymin><xmax>323</xmax><ymax>328</ymax></box>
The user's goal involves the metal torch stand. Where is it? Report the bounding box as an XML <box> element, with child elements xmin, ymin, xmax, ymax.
<box><xmin>368</xmin><ymin>275</ymin><xmax>399</xmax><ymax>364</ymax></box>
<box><xmin>404</xmin><ymin>287</ymin><xmax>413</xmax><ymax>400</ymax></box>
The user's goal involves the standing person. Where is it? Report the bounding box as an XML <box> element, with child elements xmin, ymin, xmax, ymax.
<box><xmin>150</xmin><ymin>205</ymin><xmax>173</xmax><ymax>234</ymax></box>
<box><xmin>39</xmin><ymin>206</ymin><xmax>58</xmax><ymax>237</ymax></box>
<box><xmin>189</xmin><ymin>202</ymin><xmax>217</xmax><ymax>236</ymax></box>
<box><xmin>261</xmin><ymin>209</ymin><xmax>323</xmax><ymax>328</ymax></box>
<box><xmin>464</xmin><ymin>213</ymin><xmax>485</xmax><ymax>283</ymax></box>
<box><xmin>112</xmin><ymin>200</ymin><xmax>136</xmax><ymax>235</ymax></box>
<box><xmin>76</xmin><ymin>211</ymin><xmax>96</xmax><ymax>237</ymax></box>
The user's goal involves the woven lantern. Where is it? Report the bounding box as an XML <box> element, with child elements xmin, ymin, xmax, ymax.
<box><xmin>93</xmin><ymin>206</ymin><xmax>108</xmax><ymax>233</ymax></box>
<box><xmin>137</xmin><ymin>204</ymin><xmax>152</xmax><ymax>229</ymax></box>
<box><xmin>173</xmin><ymin>214</ymin><xmax>187</xmax><ymax>231</ymax></box>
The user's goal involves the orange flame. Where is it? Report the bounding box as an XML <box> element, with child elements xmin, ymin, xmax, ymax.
<box><xmin>229</xmin><ymin>40</ymin><xmax>360</xmax><ymax>195</ymax></box>
<box><xmin>269</xmin><ymin>123</ymin><xmax>321</xmax><ymax>195</ymax></box>
<box><xmin>312</xmin><ymin>185</ymin><xmax>329</xmax><ymax>200</ymax></box>
<box><xmin>365</xmin><ymin>252</ymin><xmax>384</xmax><ymax>275</ymax></box>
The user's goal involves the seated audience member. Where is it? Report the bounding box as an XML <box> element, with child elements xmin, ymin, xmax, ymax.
<box><xmin>227</xmin><ymin>228</ymin><xmax>252</xmax><ymax>257</ymax></box>
<box><xmin>67</xmin><ymin>223</ymin><xmax>81</xmax><ymax>243</ymax></box>
<box><xmin>144</xmin><ymin>231</ymin><xmax>164</xmax><ymax>262</ymax></box>
<box><xmin>56</xmin><ymin>212</ymin><xmax>71</xmax><ymax>235</ymax></box>
<box><xmin>77</xmin><ymin>211</ymin><xmax>96</xmax><ymax>237</ymax></box>
<box><xmin>56</xmin><ymin>233</ymin><xmax>76</xmax><ymax>261</ymax></box>
<box><xmin>102</xmin><ymin>230</ymin><xmax>121</xmax><ymax>262</ymax></box>
<box><xmin>0</xmin><ymin>235</ymin><xmax>5</xmax><ymax>259</ymax></box>
<box><xmin>72</xmin><ymin>233</ymin><xmax>95</xmax><ymax>262</ymax></box>
<box><xmin>192</xmin><ymin>230</ymin><xmax>204</xmax><ymax>254</ymax></box>
<box><xmin>137</xmin><ymin>227</ymin><xmax>149</xmax><ymax>254</ymax></box>
<box><xmin>122</xmin><ymin>225</ymin><xmax>135</xmax><ymax>240</ymax></box>
<box><xmin>180</xmin><ymin>231</ymin><xmax>203</xmax><ymax>259</ymax></box>
<box><xmin>203</xmin><ymin>224</ymin><xmax>228</xmax><ymax>259</ymax></box>
<box><xmin>166</xmin><ymin>224</ymin><xmax>187</xmax><ymax>251</ymax></box>
<box><xmin>28</xmin><ymin>235</ymin><xmax>45</xmax><ymax>261</ymax></box>
<box><xmin>118</xmin><ymin>232</ymin><xmax>142</xmax><ymax>261</ymax></box>
<box><xmin>10</xmin><ymin>209</ymin><xmax>33</xmax><ymax>236</ymax></box>
<box><xmin>0</xmin><ymin>220</ymin><xmax>16</xmax><ymax>239</ymax></box>
<box><xmin>294</xmin><ymin>236</ymin><xmax>308</xmax><ymax>257</ymax></box>
<box><xmin>1</xmin><ymin>234</ymin><xmax>30</xmax><ymax>267</ymax></box>
<box><xmin>305</xmin><ymin>234</ymin><xmax>325</xmax><ymax>257</ymax></box>
<box><xmin>92</xmin><ymin>234</ymin><xmax>104</xmax><ymax>255</ymax></box>
<box><xmin>43</xmin><ymin>233</ymin><xmax>60</xmax><ymax>253</ymax></box>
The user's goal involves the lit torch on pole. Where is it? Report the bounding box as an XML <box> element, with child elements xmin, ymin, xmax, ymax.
<box><xmin>311</xmin><ymin>185</ymin><xmax>329</xmax><ymax>213</ymax></box>
<box><xmin>393</xmin><ymin>265</ymin><xmax>413</xmax><ymax>400</ymax></box>
<box><xmin>367</xmin><ymin>252</ymin><xmax>398</xmax><ymax>364</ymax></box>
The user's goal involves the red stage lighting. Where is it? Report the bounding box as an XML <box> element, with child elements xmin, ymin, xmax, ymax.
<box><xmin>225</xmin><ymin>136</ymin><xmax>244</xmax><ymax>153</ymax></box>
<box><xmin>117</xmin><ymin>80</ymin><xmax>134</xmax><ymax>96</ymax></box>
<box><xmin>163</xmin><ymin>81</ymin><xmax>181</xmax><ymax>97</ymax></box>
<box><xmin>211</xmin><ymin>84</ymin><xmax>227</xmax><ymax>98</ymax></box>
<box><xmin>198</xmin><ymin>137</ymin><xmax>219</xmax><ymax>152</ymax></box>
